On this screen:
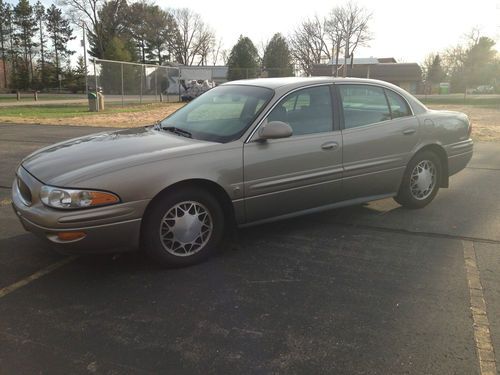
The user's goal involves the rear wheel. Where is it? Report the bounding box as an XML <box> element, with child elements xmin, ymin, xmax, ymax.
<box><xmin>394</xmin><ymin>151</ymin><xmax>442</xmax><ymax>209</ymax></box>
<box><xmin>142</xmin><ymin>187</ymin><xmax>224</xmax><ymax>267</ymax></box>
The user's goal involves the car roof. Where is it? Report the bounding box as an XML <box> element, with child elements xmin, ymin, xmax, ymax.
<box><xmin>221</xmin><ymin>76</ymin><xmax>428</xmax><ymax>115</ymax></box>
<box><xmin>221</xmin><ymin>76</ymin><xmax>398</xmax><ymax>90</ymax></box>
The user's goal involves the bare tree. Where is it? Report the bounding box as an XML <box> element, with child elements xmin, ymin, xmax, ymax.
<box><xmin>288</xmin><ymin>16</ymin><xmax>330</xmax><ymax>76</ymax></box>
<box><xmin>325</xmin><ymin>6</ymin><xmax>345</xmax><ymax>77</ymax></box>
<box><xmin>336</xmin><ymin>1</ymin><xmax>372</xmax><ymax>76</ymax></box>
<box><xmin>171</xmin><ymin>8</ymin><xmax>214</xmax><ymax>66</ymax></box>
<box><xmin>57</xmin><ymin>0</ymin><xmax>104</xmax><ymax>57</ymax></box>
<box><xmin>210</xmin><ymin>38</ymin><xmax>223</xmax><ymax>65</ymax></box>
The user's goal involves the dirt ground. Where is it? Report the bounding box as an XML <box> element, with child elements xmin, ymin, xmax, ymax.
<box><xmin>1</xmin><ymin>103</ymin><xmax>498</xmax><ymax>141</ymax></box>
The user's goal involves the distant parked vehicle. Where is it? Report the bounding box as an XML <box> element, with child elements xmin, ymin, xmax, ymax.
<box><xmin>180</xmin><ymin>79</ymin><xmax>215</xmax><ymax>101</ymax></box>
<box><xmin>471</xmin><ymin>85</ymin><xmax>494</xmax><ymax>94</ymax></box>
<box><xmin>12</xmin><ymin>77</ymin><xmax>473</xmax><ymax>267</ymax></box>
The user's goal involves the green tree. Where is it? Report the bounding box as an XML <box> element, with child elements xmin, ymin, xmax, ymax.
<box><xmin>100</xmin><ymin>36</ymin><xmax>135</xmax><ymax>94</ymax></box>
<box><xmin>227</xmin><ymin>36</ymin><xmax>259</xmax><ymax>81</ymax></box>
<box><xmin>87</xmin><ymin>0</ymin><xmax>131</xmax><ymax>59</ymax></box>
<box><xmin>64</xmin><ymin>56</ymin><xmax>86</xmax><ymax>93</ymax></box>
<box><xmin>463</xmin><ymin>37</ymin><xmax>497</xmax><ymax>87</ymax></box>
<box><xmin>13</xmin><ymin>0</ymin><xmax>38</xmax><ymax>88</ymax></box>
<box><xmin>144</xmin><ymin>7</ymin><xmax>178</xmax><ymax>65</ymax></box>
<box><xmin>46</xmin><ymin>4</ymin><xmax>75</xmax><ymax>89</ymax></box>
<box><xmin>263</xmin><ymin>33</ymin><xmax>294</xmax><ymax>77</ymax></box>
<box><xmin>34</xmin><ymin>1</ymin><xmax>47</xmax><ymax>88</ymax></box>
<box><xmin>425</xmin><ymin>54</ymin><xmax>445</xmax><ymax>84</ymax></box>
<box><xmin>126</xmin><ymin>1</ymin><xmax>150</xmax><ymax>64</ymax></box>
<box><xmin>0</xmin><ymin>0</ymin><xmax>12</xmax><ymax>88</ymax></box>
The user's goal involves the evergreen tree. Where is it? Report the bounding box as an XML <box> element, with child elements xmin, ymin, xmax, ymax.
<box><xmin>13</xmin><ymin>0</ymin><xmax>38</xmax><ymax>88</ymax></box>
<box><xmin>46</xmin><ymin>4</ymin><xmax>75</xmax><ymax>88</ymax></box>
<box><xmin>426</xmin><ymin>54</ymin><xmax>445</xmax><ymax>84</ymax></box>
<box><xmin>144</xmin><ymin>7</ymin><xmax>178</xmax><ymax>65</ymax></box>
<box><xmin>227</xmin><ymin>36</ymin><xmax>259</xmax><ymax>81</ymax></box>
<box><xmin>0</xmin><ymin>0</ymin><xmax>11</xmax><ymax>88</ymax></box>
<box><xmin>87</xmin><ymin>0</ymin><xmax>131</xmax><ymax>59</ymax></box>
<box><xmin>34</xmin><ymin>1</ymin><xmax>47</xmax><ymax>88</ymax></box>
<box><xmin>263</xmin><ymin>33</ymin><xmax>294</xmax><ymax>77</ymax></box>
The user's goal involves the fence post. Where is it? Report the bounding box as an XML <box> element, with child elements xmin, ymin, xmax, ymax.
<box><xmin>155</xmin><ymin>67</ymin><xmax>158</xmax><ymax>103</ymax></box>
<box><xmin>140</xmin><ymin>64</ymin><xmax>144</xmax><ymax>104</ymax></box>
<box><xmin>121</xmin><ymin>62</ymin><xmax>124</xmax><ymax>108</ymax></box>
<box><xmin>178</xmin><ymin>67</ymin><xmax>181</xmax><ymax>102</ymax></box>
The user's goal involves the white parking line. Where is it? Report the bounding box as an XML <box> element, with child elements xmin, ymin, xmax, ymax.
<box><xmin>463</xmin><ymin>241</ymin><xmax>497</xmax><ymax>375</ymax></box>
<box><xmin>0</xmin><ymin>256</ymin><xmax>77</xmax><ymax>299</ymax></box>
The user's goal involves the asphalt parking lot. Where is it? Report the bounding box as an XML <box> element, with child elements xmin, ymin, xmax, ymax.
<box><xmin>0</xmin><ymin>123</ymin><xmax>499</xmax><ymax>374</ymax></box>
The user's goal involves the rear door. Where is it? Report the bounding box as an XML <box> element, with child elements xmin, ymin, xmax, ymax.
<box><xmin>337</xmin><ymin>84</ymin><xmax>420</xmax><ymax>200</ymax></box>
<box><xmin>243</xmin><ymin>85</ymin><xmax>343</xmax><ymax>223</ymax></box>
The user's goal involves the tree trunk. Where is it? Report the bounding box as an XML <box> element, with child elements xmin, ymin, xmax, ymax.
<box><xmin>39</xmin><ymin>19</ymin><xmax>45</xmax><ymax>86</ymax></box>
<box><xmin>0</xmin><ymin>27</ymin><xmax>7</xmax><ymax>88</ymax></box>
<box><xmin>335</xmin><ymin>37</ymin><xmax>340</xmax><ymax>77</ymax></box>
<box><xmin>343</xmin><ymin>39</ymin><xmax>350</xmax><ymax>78</ymax></box>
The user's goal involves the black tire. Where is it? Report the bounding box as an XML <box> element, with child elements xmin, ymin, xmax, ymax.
<box><xmin>141</xmin><ymin>187</ymin><xmax>225</xmax><ymax>267</ymax></box>
<box><xmin>394</xmin><ymin>150</ymin><xmax>442</xmax><ymax>209</ymax></box>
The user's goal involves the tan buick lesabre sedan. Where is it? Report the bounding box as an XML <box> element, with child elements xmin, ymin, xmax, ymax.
<box><xmin>12</xmin><ymin>77</ymin><xmax>473</xmax><ymax>266</ymax></box>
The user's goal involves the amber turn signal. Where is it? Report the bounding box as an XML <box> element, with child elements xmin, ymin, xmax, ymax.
<box><xmin>57</xmin><ymin>231</ymin><xmax>86</xmax><ymax>241</ymax></box>
<box><xmin>85</xmin><ymin>191</ymin><xmax>120</xmax><ymax>206</ymax></box>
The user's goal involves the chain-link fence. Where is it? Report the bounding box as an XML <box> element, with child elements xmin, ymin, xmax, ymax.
<box><xmin>91</xmin><ymin>59</ymin><xmax>181</xmax><ymax>109</ymax></box>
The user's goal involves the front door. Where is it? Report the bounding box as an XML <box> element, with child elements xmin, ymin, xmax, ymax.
<box><xmin>243</xmin><ymin>85</ymin><xmax>343</xmax><ymax>223</ymax></box>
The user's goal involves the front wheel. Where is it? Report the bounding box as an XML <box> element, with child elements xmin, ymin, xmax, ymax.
<box><xmin>394</xmin><ymin>151</ymin><xmax>442</xmax><ymax>209</ymax></box>
<box><xmin>141</xmin><ymin>187</ymin><xmax>225</xmax><ymax>267</ymax></box>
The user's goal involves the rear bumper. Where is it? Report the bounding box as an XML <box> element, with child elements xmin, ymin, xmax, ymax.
<box><xmin>447</xmin><ymin>139</ymin><xmax>473</xmax><ymax>176</ymax></box>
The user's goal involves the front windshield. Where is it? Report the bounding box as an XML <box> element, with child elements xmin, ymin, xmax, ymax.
<box><xmin>160</xmin><ymin>85</ymin><xmax>274</xmax><ymax>143</ymax></box>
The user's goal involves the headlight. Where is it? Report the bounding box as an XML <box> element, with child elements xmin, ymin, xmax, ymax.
<box><xmin>40</xmin><ymin>186</ymin><xmax>120</xmax><ymax>209</ymax></box>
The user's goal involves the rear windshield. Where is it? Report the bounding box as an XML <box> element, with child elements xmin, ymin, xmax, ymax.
<box><xmin>160</xmin><ymin>85</ymin><xmax>274</xmax><ymax>143</ymax></box>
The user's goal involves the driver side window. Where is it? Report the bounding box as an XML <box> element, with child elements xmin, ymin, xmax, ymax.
<box><xmin>266</xmin><ymin>86</ymin><xmax>333</xmax><ymax>136</ymax></box>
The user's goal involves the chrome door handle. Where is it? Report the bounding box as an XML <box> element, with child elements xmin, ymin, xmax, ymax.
<box><xmin>403</xmin><ymin>129</ymin><xmax>416</xmax><ymax>135</ymax></box>
<box><xmin>321</xmin><ymin>141</ymin><xmax>339</xmax><ymax>150</ymax></box>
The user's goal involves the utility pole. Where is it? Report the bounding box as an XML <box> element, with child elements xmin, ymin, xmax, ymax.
<box><xmin>82</xmin><ymin>21</ymin><xmax>88</xmax><ymax>95</ymax></box>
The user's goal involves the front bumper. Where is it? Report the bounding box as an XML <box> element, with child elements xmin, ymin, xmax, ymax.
<box><xmin>12</xmin><ymin>166</ymin><xmax>150</xmax><ymax>254</ymax></box>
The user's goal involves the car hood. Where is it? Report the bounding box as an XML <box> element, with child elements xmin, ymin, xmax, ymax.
<box><xmin>22</xmin><ymin>127</ymin><xmax>215</xmax><ymax>185</ymax></box>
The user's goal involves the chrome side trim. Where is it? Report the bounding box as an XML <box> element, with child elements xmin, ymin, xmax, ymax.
<box><xmin>19</xmin><ymin>215</ymin><xmax>142</xmax><ymax>232</ymax></box>
<box><xmin>249</xmin><ymin>167</ymin><xmax>343</xmax><ymax>191</ymax></box>
<box><xmin>239</xmin><ymin>193</ymin><xmax>395</xmax><ymax>228</ymax></box>
<box><xmin>449</xmin><ymin>139</ymin><xmax>474</xmax><ymax>151</ymax></box>
<box><xmin>343</xmin><ymin>157</ymin><xmax>402</xmax><ymax>172</ymax></box>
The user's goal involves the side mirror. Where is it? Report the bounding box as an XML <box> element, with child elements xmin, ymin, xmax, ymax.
<box><xmin>258</xmin><ymin>121</ymin><xmax>293</xmax><ymax>140</ymax></box>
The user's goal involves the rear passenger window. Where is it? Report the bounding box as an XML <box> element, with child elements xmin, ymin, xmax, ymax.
<box><xmin>339</xmin><ymin>85</ymin><xmax>391</xmax><ymax>129</ymax></box>
<box><xmin>267</xmin><ymin>86</ymin><xmax>333</xmax><ymax>136</ymax></box>
<box><xmin>385</xmin><ymin>90</ymin><xmax>412</xmax><ymax>118</ymax></box>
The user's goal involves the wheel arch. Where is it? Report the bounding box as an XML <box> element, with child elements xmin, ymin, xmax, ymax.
<box><xmin>140</xmin><ymin>178</ymin><xmax>237</xmax><ymax>236</ymax></box>
<box><xmin>413</xmin><ymin>143</ymin><xmax>449</xmax><ymax>187</ymax></box>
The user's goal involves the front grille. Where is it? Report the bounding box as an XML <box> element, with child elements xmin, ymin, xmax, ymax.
<box><xmin>16</xmin><ymin>176</ymin><xmax>32</xmax><ymax>206</ymax></box>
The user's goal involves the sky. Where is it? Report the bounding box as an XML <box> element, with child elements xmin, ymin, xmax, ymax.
<box><xmin>9</xmin><ymin>0</ymin><xmax>500</xmax><ymax>65</ymax></box>
<box><xmin>158</xmin><ymin>0</ymin><xmax>500</xmax><ymax>63</ymax></box>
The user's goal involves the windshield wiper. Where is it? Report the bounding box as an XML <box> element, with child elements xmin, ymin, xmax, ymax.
<box><xmin>160</xmin><ymin>125</ymin><xmax>192</xmax><ymax>139</ymax></box>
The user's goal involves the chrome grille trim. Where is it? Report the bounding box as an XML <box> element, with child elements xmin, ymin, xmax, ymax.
<box><xmin>16</xmin><ymin>176</ymin><xmax>32</xmax><ymax>206</ymax></box>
